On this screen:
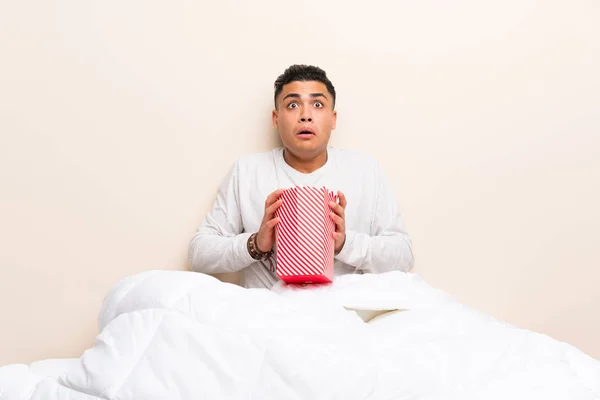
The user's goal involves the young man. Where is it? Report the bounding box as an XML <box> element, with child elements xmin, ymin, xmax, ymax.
<box><xmin>189</xmin><ymin>64</ymin><xmax>414</xmax><ymax>289</ymax></box>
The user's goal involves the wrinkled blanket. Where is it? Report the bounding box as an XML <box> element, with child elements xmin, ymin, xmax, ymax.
<box><xmin>1</xmin><ymin>270</ymin><xmax>599</xmax><ymax>399</ymax></box>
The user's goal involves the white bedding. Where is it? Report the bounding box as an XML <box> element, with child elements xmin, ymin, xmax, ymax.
<box><xmin>1</xmin><ymin>270</ymin><xmax>598</xmax><ymax>399</ymax></box>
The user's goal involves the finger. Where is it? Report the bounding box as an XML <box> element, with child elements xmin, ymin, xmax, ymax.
<box><xmin>266</xmin><ymin>217</ymin><xmax>281</xmax><ymax>229</ymax></box>
<box><xmin>265</xmin><ymin>198</ymin><xmax>283</xmax><ymax>217</ymax></box>
<box><xmin>329</xmin><ymin>211</ymin><xmax>345</xmax><ymax>231</ymax></box>
<box><xmin>265</xmin><ymin>189</ymin><xmax>285</xmax><ymax>207</ymax></box>
<box><xmin>338</xmin><ymin>191</ymin><xmax>347</xmax><ymax>209</ymax></box>
<box><xmin>333</xmin><ymin>231</ymin><xmax>344</xmax><ymax>241</ymax></box>
<box><xmin>329</xmin><ymin>201</ymin><xmax>345</xmax><ymax>219</ymax></box>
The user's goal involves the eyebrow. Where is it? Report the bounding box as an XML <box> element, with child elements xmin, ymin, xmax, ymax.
<box><xmin>282</xmin><ymin>92</ymin><xmax>328</xmax><ymax>102</ymax></box>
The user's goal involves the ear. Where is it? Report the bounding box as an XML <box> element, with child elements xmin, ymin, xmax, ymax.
<box><xmin>272</xmin><ymin>108</ymin><xmax>279</xmax><ymax>130</ymax></box>
<box><xmin>331</xmin><ymin>110</ymin><xmax>337</xmax><ymax>130</ymax></box>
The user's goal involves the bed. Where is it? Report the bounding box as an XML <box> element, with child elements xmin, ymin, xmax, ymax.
<box><xmin>1</xmin><ymin>270</ymin><xmax>598</xmax><ymax>399</ymax></box>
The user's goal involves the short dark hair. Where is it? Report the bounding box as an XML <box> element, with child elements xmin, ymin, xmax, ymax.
<box><xmin>274</xmin><ymin>64</ymin><xmax>336</xmax><ymax>109</ymax></box>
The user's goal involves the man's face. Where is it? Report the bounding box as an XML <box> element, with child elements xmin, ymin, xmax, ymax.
<box><xmin>272</xmin><ymin>80</ymin><xmax>337</xmax><ymax>160</ymax></box>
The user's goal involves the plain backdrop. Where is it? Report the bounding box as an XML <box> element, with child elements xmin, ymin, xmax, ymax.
<box><xmin>1</xmin><ymin>0</ymin><xmax>599</xmax><ymax>365</ymax></box>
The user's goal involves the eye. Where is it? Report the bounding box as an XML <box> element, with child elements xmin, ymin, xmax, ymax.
<box><xmin>287</xmin><ymin>102</ymin><xmax>299</xmax><ymax>109</ymax></box>
<box><xmin>314</xmin><ymin>101</ymin><xmax>323</xmax><ymax>108</ymax></box>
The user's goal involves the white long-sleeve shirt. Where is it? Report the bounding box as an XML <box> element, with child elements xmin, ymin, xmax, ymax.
<box><xmin>189</xmin><ymin>147</ymin><xmax>414</xmax><ymax>288</ymax></box>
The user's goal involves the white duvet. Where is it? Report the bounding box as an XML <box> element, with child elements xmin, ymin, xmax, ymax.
<box><xmin>1</xmin><ymin>270</ymin><xmax>599</xmax><ymax>399</ymax></box>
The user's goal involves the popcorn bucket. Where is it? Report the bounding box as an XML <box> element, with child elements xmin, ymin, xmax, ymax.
<box><xmin>274</xmin><ymin>186</ymin><xmax>338</xmax><ymax>284</ymax></box>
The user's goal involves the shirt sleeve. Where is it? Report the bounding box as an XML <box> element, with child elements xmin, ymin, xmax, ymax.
<box><xmin>188</xmin><ymin>160</ymin><xmax>257</xmax><ymax>274</ymax></box>
<box><xmin>335</xmin><ymin>161</ymin><xmax>414</xmax><ymax>273</ymax></box>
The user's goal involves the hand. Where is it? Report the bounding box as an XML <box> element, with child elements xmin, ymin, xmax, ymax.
<box><xmin>256</xmin><ymin>189</ymin><xmax>284</xmax><ymax>253</ymax></box>
<box><xmin>329</xmin><ymin>190</ymin><xmax>347</xmax><ymax>255</ymax></box>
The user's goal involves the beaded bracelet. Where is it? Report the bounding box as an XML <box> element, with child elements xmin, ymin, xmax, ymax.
<box><xmin>247</xmin><ymin>232</ymin><xmax>272</xmax><ymax>260</ymax></box>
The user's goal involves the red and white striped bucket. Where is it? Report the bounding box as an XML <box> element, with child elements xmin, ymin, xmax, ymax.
<box><xmin>274</xmin><ymin>186</ymin><xmax>338</xmax><ymax>284</ymax></box>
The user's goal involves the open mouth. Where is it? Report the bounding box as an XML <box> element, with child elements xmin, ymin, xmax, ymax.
<box><xmin>296</xmin><ymin>128</ymin><xmax>315</xmax><ymax>136</ymax></box>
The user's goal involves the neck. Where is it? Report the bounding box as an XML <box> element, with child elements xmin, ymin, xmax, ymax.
<box><xmin>283</xmin><ymin>148</ymin><xmax>328</xmax><ymax>174</ymax></box>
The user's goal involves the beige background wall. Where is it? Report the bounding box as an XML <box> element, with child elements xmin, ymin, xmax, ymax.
<box><xmin>1</xmin><ymin>1</ymin><xmax>599</xmax><ymax>365</ymax></box>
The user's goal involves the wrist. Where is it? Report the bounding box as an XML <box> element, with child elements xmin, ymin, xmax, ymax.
<box><xmin>255</xmin><ymin>232</ymin><xmax>269</xmax><ymax>253</ymax></box>
<box><xmin>247</xmin><ymin>232</ymin><xmax>272</xmax><ymax>260</ymax></box>
<box><xmin>335</xmin><ymin>230</ymin><xmax>355</xmax><ymax>262</ymax></box>
<box><xmin>334</xmin><ymin>234</ymin><xmax>346</xmax><ymax>256</ymax></box>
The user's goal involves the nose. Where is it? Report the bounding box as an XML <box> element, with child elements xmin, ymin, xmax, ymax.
<box><xmin>299</xmin><ymin>108</ymin><xmax>313</xmax><ymax>123</ymax></box>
